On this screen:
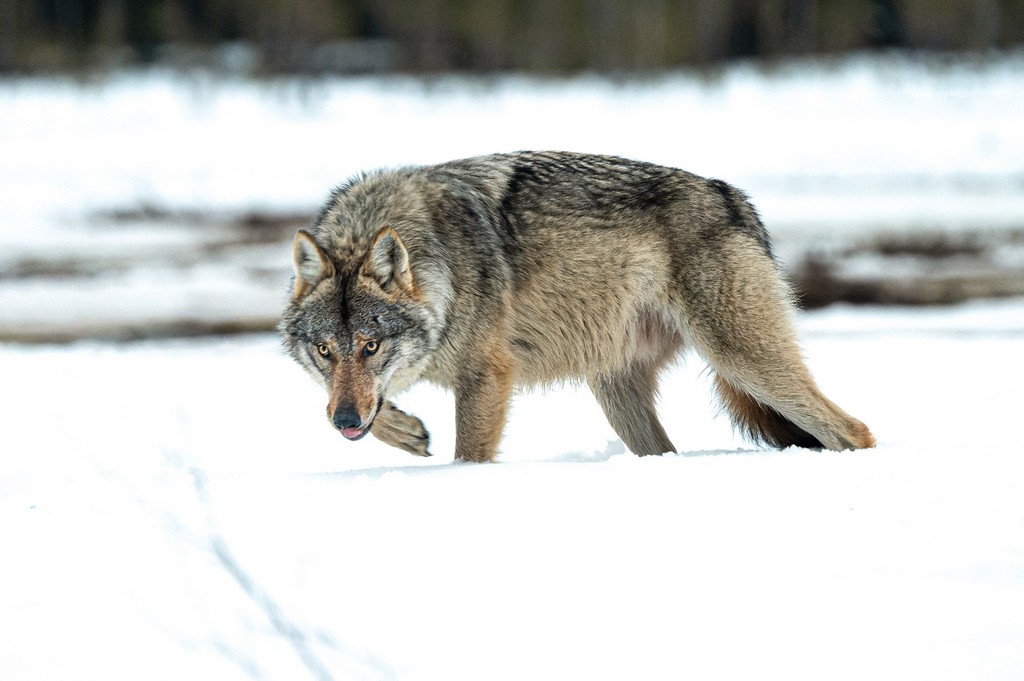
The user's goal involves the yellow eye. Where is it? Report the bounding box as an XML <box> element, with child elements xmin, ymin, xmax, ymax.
<box><xmin>363</xmin><ymin>340</ymin><xmax>379</xmax><ymax>357</ymax></box>
<box><xmin>316</xmin><ymin>343</ymin><xmax>330</xmax><ymax>358</ymax></box>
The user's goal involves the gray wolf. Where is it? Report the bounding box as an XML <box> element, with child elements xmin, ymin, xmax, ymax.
<box><xmin>280</xmin><ymin>151</ymin><xmax>875</xmax><ymax>461</ymax></box>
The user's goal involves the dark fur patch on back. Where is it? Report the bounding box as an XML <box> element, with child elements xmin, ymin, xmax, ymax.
<box><xmin>707</xmin><ymin>179</ymin><xmax>774</xmax><ymax>259</ymax></box>
<box><xmin>519</xmin><ymin>153</ymin><xmax>680</xmax><ymax>214</ymax></box>
<box><xmin>498</xmin><ymin>163</ymin><xmax>537</xmax><ymax>241</ymax></box>
<box><xmin>503</xmin><ymin>163</ymin><xmax>540</xmax><ymax>208</ymax></box>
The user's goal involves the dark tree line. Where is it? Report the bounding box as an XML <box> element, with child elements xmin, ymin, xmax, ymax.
<box><xmin>1</xmin><ymin>0</ymin><xmax>1022</xmax><ymax>73</ymax></box>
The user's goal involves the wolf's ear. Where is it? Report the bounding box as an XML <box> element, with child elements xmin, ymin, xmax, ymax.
<box><xmin>363</xmin><ymin>226</ymin><xmax>413</xmax><ymax>293</ymax></box>
<box><xmin>291</xmin><ymin>229</ymin><xmax>334</xmax><ymax>300</ymax></box>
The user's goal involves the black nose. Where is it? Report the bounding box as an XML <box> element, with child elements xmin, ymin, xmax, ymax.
<box><xmin>332</xmin><ymin>404</ymin><xmax>364</xmax><ymax>431</ymax></box>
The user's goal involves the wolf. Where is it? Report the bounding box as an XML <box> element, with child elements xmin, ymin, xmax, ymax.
<box><xmin>280</xmin><ymin>151</ymin><xmax>875</xmax><ymax>461</ymax></box>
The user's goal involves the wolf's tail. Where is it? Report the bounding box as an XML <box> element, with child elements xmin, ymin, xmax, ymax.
<box><xmin>712</xmin><ymin>373</ymin><xmax>825</xmax><ymax>449</ymax></box>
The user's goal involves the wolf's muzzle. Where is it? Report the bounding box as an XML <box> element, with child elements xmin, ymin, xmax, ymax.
<box><xmin>332</xmin><ymin>404</ymin><xmax>369</xmax><ymax>440</ymax></box>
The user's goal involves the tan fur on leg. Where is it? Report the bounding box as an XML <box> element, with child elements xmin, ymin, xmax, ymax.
<box><xmin>453</xmin><ymin>347</ymin><xmax>515</xmax><ymax>463</ymax></box>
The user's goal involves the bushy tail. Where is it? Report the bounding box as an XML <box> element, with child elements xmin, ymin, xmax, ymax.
<box><xmin>713</xmin><ymin>374</ymin><xmax>825</xmax><ymax>449</ymax></box>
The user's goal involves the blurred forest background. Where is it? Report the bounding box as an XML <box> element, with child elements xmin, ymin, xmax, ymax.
<box><xmin>2</xmin><ymin>0</ymin><xmax>1023</xmax><ymax>74</ymax></box>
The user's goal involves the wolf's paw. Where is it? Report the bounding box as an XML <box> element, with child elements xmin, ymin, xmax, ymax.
<box><xmin>454</xmin><ymin>451</ymin><xmax>492</xmax><ymax>463</ymax></box>
<box><xmin>372</xmin><ymin>403</ymin><xmax>431</xmax><ymax>457</ymax></box>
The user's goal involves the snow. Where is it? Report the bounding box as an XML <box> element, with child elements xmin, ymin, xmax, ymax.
<box><xmin>2</xmin><ymin>305</ymin><xmax>1023</xmax><ymax>681</ymax></box>
<box><xmin>2</xmin><ymin>52</ymin><xmax>1024</xmax><ymax>680</ymax></box>
<box><xmin>3</xmin><ymin>52</ymin><xmax>1024</xmax><ymax>231</ymax></box>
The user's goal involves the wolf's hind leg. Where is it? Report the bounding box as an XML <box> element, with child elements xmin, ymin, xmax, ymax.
<box><xmin>371</xmin><ymin>402</ymin><xmax>431</xmax><ymax>456</ymax></box>
<box><xmin>589</xmin><ymin>363</ymin><xmax>675</xmax><ymax>456</ymax></box>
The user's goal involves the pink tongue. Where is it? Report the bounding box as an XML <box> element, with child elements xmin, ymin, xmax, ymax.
<box><xmin>341</xmin><ymin>427</ymin><xmax>363</xmax><ymax>439</ymax></box>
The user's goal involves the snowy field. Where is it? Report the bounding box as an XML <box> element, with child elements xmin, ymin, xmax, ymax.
<box><xmin>1</xmin><ymin>52</ymin><xmax>1024</xmax><ymax>680</ymax></box>
<box><xmin>2</xmin><ymin>302</ymin><xmax>1024</xmax><ymax>681</ymax></box>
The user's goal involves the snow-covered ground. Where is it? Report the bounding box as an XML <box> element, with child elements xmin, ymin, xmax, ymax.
<box><xmin>2</xmin><ymin>300</ymin><xmax>1023</xmax><ymax>681</ymax></box>
<box><xmin>1</xmin><ymin>52</ymin><xmax>1024</xmax><ymax>680</ymax></box>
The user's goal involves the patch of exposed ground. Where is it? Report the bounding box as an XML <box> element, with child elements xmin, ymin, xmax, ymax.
<box><xmin>2</xmin><ymin>208</ymin><xmax>1023</xmax><ymax>342</ymax></box>
<box><xmin>789</xmin><ymin>228</ymin><xmax>1024</xmax><ymax>308</ymax></box>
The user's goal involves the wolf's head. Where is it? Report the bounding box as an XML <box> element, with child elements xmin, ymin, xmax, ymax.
<box><xmin>280</xmin><ymin>226</ymin><xmax>437</xmax><ymax>441</ymax></box>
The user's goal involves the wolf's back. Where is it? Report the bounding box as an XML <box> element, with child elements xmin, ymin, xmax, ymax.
<box><xmin>431</xmin><ymin>151</ymin><xmax>774</xmax><ymax>261</ymax></box>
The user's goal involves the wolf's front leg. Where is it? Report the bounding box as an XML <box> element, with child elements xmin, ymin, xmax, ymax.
<box><xmin>453</xmin><ymin>356</ymin><xmax>514</xmax><ymax>463</ymax></box>
<box><xmin>371</xmin><ymin>402</ymin><xmax>431</xmax><ymax>456</ymax></box>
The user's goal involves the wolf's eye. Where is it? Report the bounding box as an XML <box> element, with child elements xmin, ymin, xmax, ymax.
<box><xmin>316</xmin><ymin>343</ymin><xmax>330</xmax><ymax>358</ymax></box>
<box><xmin>363</xmin><ymin>340</ymin><xmax>379</xmax><ymax>357</ymax></box>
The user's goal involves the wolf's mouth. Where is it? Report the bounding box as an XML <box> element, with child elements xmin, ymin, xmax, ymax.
<box><xmin>338</xmin><ymin>397</ymin><xmax>382</xmax><ymax>441</ymax></box>
<box><xmin>340</xmin><ymin>427</ymin><xmax>369</xmax><ymax>441</ymax></box>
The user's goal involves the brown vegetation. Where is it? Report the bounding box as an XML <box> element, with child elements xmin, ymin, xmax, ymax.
<box><xmin>791</xmin><ymin>228</ymin><xmax>1024</xmax><ymax>308</ymax></box>
<box><xmin>2</xmin><ymin>207</ymin><xmax>1022</xmax><ymax>343</ymax></box>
